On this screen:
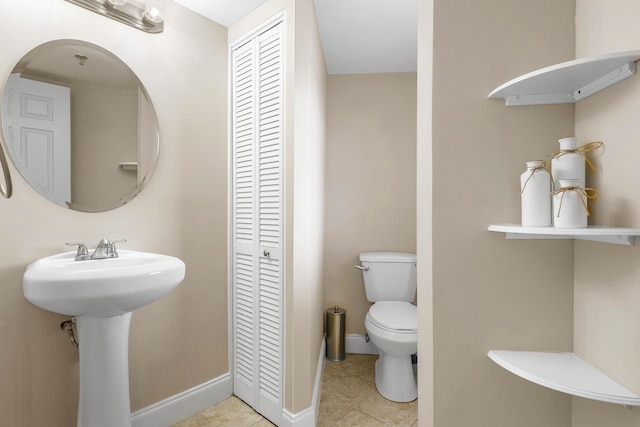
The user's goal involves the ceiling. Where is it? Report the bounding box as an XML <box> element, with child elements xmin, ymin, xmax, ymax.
<box><xmin>172</xmin><ymin>0</ymin><xmax>417</xmax><ymax>74</ymax></box>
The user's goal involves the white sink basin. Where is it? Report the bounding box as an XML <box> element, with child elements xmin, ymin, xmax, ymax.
<box><xmin>23</xmin><ymin>249</ymin><xmax>186</xmax><ymax>317</ymax></box>
<box><xmin>23</xmin><ymin>248</ymin><xmax>186</xmax><ymax>426</ymax></box>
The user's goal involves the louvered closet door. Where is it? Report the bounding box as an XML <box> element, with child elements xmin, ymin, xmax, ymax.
<box><xmin>231</xmin><ymin>18</ymin><xmax>284</xmax><ymax>423</ymax></box>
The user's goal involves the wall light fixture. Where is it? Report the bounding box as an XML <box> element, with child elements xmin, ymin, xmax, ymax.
<box><xmin>64</xmin><ymin>0</ymin><xmax>164</xmax><ymax>33</ymax></box>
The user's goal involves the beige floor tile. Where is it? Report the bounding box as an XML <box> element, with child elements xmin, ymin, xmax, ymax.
<box><xmin>325</xmin><ymin>353</ymin><xmax>366</xmax><ymax>371</ymax></box>
<box><xmin>172</xmin><ymin>396</ymin><xmax>265</xmax><ymax>427</ymax></box>
<box><xmin>176</xmin><ymin>353</ymin><xmax>417</xmax><ymax>426</ymax></box>
<box><xmin>324</xmin><ymin>358</ymin><xmax>351</xmax><ymax>371</ymax></box>
<box><xmin>318</xmin><ymin>354</ymin><xmax>379</xmax><ymax>425</ymax></box>
<box><xmin>317</xmin><ymin>393</ymin><xmax>354</xmax><ymax>426</ymax></box>
<box><xmin>251</xmin><ymin>418</ymin><xmax>276</xmax><ymax>426</ymax></box>
<box><xmin>356</xmin><ymin>391</ymin><xmax>418</xmax><ymax>427</ymax></box>
<box><xmin>172</xmin><ymin>417</ymin><xmax>202</xmax><ymax>427</ymax></box>
<box><xmin>321</xmin><ymin>368</ymin><xmax>377</xmax><ymax>408</ymax></box>
<box><xmin>333</xmin><ymin>409</ymin><xmax>388</xmax><ymax>426</ymax></box>
<box><xmin>343</xmin><ymin>354</ymin><xmax>377</xmax><ymax>384</ymax></box>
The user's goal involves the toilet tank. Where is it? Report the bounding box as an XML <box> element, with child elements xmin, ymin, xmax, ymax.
<box><xmin>358</xmin><ymin>252</ymin><xmax>417</xmax><ymax>302</ymax></box>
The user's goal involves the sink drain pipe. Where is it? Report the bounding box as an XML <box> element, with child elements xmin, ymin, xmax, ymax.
<box><xmin>61</xmin><ymin>319</ymin><xmax>79</xmax><ymax>349</ymax></box>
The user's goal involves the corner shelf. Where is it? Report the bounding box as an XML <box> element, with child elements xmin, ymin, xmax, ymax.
<box><xmin>488</xmin><ymin>350</ymin><xmax>640</xmax><ymax>407</ymax></box>
<box><xmin>488</xmin><ymin>51</ymin><xmax>640</xmax><ymax>106</ymax></box>
<box><xmin>118</xmin><ymin>162</ymin><xmax>138</xmax><ymax>171</ymax></box>
<box><xmin>488</xmin><ymin>223</ymin><xmax>640</xmax><ymax>246</ymax></box>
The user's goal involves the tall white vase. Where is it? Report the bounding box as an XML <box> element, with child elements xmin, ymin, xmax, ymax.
<box><xmin>520</xmin><ymin>160</ymin><xmax>552</xmax><ymax>227</ymax></box>
<box><xmin>551</xmin><ymin>137</ymin><xmax>585</xmax><ymax>189</ymax></box>
<box><xmin>553</xmin><ymin>179</ymin><xmax>588</xmax><ymax>228</ymax></box>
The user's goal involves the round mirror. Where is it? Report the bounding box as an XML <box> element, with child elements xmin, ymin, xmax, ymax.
<box><xmin>0</xmin><ymin>39</ymin><xmax>159</xmax><ymax>212</ymax></box>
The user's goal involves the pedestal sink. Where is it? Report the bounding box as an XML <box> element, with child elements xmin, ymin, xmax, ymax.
<box><xmin>23</xmin><ymin>249</ymin><xmax>186</xmax><ymax>427</ymax></box>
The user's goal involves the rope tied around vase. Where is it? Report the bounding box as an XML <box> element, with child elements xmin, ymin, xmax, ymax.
<box><xmin>550</xmin><ymin>141</ymin><xmax>604</xmax><ymax>172</ymax></box>
<box><xmin>521</xmin><ymin>161</ymin><xmax>552</xmax><ymax>194</ymax></box>
<box><xmin>551</xmin><ymin>186</ymin><xmax>598</xmax><ymax>217</ymax></box>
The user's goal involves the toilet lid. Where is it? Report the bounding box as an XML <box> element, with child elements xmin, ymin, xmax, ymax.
<box><xmin>369</xmin><ymin>301</ymin><xmax>417</xmax><ymax>332</ymax></box>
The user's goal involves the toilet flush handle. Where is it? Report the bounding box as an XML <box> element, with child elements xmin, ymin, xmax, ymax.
<box><xmin>354</xmin><ymin>264</ymin><xmax>369</xmax><ymax>271</ymax></box>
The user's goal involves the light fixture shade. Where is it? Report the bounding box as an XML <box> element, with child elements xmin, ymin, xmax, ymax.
<box><xmin>64</xmin><ymin>0</ymin><xmax>164</xmax><ymax>33</ymax></box>
<box><xmin>142</xmin><ymin>4</ymin><xmax>163</xmax><ymax>24</ymax></box>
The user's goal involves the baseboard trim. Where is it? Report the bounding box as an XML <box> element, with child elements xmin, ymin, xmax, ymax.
<box><xmin>282</xmin><ymin>337</ymin><xmax>325</xmax><ymax>426</ymax></box>
<box><xmin>346</xmin><ymin>334</ymin><xmax>378</xmax><ymax>355</ymax></box>
<box><xmin>131</xmin><ymin>337</ymin><xmax>331</xmax><ymax>426</ymax></box>
<box><xmin>312</xmin><ymin>338</ymin><xmax>326</xmax><ymax>419</ymax></box>
<box><xmin>131</xmin><ymin>373</ymin><xmax>232</xmax><ymax>427</ymax></box>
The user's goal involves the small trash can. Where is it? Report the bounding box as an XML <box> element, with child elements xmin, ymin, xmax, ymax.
<box><xmin>326</xmin><ymin>306</ymin><xmax>346</xmax><ymax>361</ymax></box>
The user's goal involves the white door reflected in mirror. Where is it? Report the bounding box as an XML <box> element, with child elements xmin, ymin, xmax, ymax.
<box><xmin>3</xmin><ymin>74</ymin><xmax>71</xmax><ymax>207</ymax></box>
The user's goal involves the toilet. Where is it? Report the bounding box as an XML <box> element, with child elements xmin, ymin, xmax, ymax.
<box><xmin>358</xmin><ymin>251</ymin><xmax>417</xmax><ymax>402</ymax></box>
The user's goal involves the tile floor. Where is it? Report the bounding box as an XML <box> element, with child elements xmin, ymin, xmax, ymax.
<box><xmin>173</xmin><ymin>354</ymin><xmax>418</xmax><ymax>426</ymax></box>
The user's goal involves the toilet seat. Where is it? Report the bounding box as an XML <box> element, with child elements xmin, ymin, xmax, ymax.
<box><xmin>368</xmin><ymin>301</ymin><xmax>416</xmax><ymax>334</ymax></box>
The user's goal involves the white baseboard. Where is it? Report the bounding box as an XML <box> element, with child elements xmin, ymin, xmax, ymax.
<box><xmin>131</xmin><ymin>338</ymin><xmax>326</xmax><ymax>427</ymax></box>
<box><xmin>131</xmin><ymin>372</ymin><xmax>232</xmax><ymax>427</ymax></box>
<box><xmin>282</xmin><ymin>337</ymin><xmax>325</xmax><ymax>426</ymax></box>
<box><xmin>345</xmin><ymin>334</ymin><xmax>378</xmax><ymax>355</ymax></box>
<box><xmin>131</xmin><ymin>335</ymin><xmax>332</xmax><ymax>427</ymax></box>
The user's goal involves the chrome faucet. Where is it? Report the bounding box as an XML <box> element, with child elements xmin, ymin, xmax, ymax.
<box><xmin>66</xmin><ymin>239</ymin><xmax>126</xmax><ymax>261</ymax></box>
<box><xmin>91</xmin><ymin>238</ymin><xmax>126</xmax><ymax>259</ymax></box>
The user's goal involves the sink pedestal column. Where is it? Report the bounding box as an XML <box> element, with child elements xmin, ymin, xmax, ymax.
<box><xmin>76</xmin><ymin>313</ymin><xmax>132</xmax><ymax>427</ymax></box>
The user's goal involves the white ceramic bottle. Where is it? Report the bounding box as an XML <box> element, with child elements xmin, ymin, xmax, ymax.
<box><xmin>553</xmin><ymin>179</ymin><xmax>588</xmax><ymax>228</ymax></box>
<box><xmin>520</xmin><ymin>160</ymin><xmax>552</xmax><ymax>227</ymax></box>
<box><xmin>551</xmin><ymin>137</ymin><xmax>585</xmax><ymax>189</ymax></box>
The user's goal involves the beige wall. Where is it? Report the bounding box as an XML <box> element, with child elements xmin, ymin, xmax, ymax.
<box><xmin>11</xmin><ymin>1</ymin><xmax>631</xmax><ymax>426</ymax></box>
<box><xmin>229</xmin><ymin>0</ymin><xmax>327</xmax><ymax>414</ymax></box>
<box><xmin>417</xmin><ymin>1</ymin><xmax>434</xmax><ymax>424</ymax></box>
<box><xmin>291</xmin><ymin>0</ymin><xmax>328</xmax><ymax>414</ymax></box>
<box><xmin>420</xmin><ymin>0</ymin><xmax>576</xmax><ymax>425</ymax></box>
<box><xmin>323</xmin><ymin>73</ymin><xmax>417</xmax><ymax>334</ymax></box>
<box><xmin>573</xmin><ymin>1</ymin><xmax>640</xmax><ymax>425</ymax></box>
<box><xmin>0</xmin><ymin>1</ymin><xmax>229</xmax><ymax>425</ymax></box>
<box><xmin>72</xmin><ymin>85</ymin><xmax>138</xmax><ymax>210</ymax></box>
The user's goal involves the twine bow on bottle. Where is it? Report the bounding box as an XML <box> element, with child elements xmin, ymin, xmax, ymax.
<box><xmin>550</xmin><ymin>141</ymin><xmax>604</xmax><ymax>172</ymax></box>
<box><xmin>550</xmin><ymin>186</ymin><xmax>598</xmax><ymax>217</ymax></box>
<box><xmin>521</xmin><ymin>161</ymin><xmax>551</xmax><ymax>193</ymax></box>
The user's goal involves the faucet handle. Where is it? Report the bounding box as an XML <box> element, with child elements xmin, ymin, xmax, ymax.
<box><xmin>107</xmin><ymin>239</ymin><xmax>127</xmax><ymax>256</ymax></box>
<box><xmin>66</xmin><ymin>242</ymin><xmax>89</xmax><ymax>260</ymax></box>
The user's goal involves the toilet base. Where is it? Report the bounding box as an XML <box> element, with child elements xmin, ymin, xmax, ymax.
<box><xmin>375</xmin><ymin>353</ymin><xmax>417</xmax><ymax>402</ymax></box>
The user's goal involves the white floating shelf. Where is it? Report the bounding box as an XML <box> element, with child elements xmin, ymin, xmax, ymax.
<box><xmin>488</xmin><ymin>350</ymin><xmax>640</xmax><ymax>407</ymax></box>
<box><xmin>489</xmin><ymin>51</ymin><xmax>640</xmax><ymax>106</ymax></box>
<box><xmin>488</xmin><ymin>223</ymin><xmax>640</xmax><ymax>246</ymax></box>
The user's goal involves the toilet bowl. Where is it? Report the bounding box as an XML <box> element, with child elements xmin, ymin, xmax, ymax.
<box><xmin>365</xmin><ymin>301</ymin><xmax>417</xmax><ymax>402</ymax></box>
<box><xmin>357</xmin><ymin>251</ymin><xmax>418</xmax><ymax>402</ymax></box>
